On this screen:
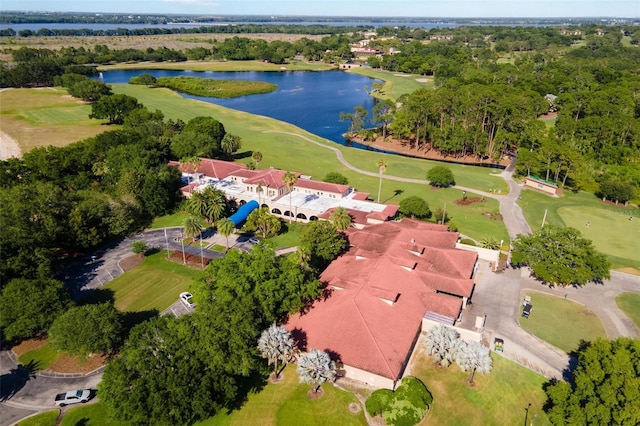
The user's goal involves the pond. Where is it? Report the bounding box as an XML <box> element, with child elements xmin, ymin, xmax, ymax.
<box><xmin>100</xmin><ymin>69</ymin><xmax>381</xmax><ymax>145</ymax></box>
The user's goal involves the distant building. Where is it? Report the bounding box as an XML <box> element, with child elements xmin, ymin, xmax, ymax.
<box><xmin>170</xmin><ymin>158</ymin><xmax>398</xmax><ymax>227</ymax></box>
<box><xmin>286</xmin><ymin>219</ymin><xmax>479</xmax><ymax>389</ymax></box>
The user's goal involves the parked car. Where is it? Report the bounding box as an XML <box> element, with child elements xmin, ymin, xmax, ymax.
<box><xmin>54</xmin><ymin>389</ymin><xmax>91</xmax><ymax>407</ymax></box>
<box><xmin>522</xmin><ymin>303</ymin><xmax>533</xmax><ymax>319</ymax></box>
<box><xmin>248</xmin><ymin>237</ymin><xmax>260</xmax><ymax>244</ymax></box>
<box><xmin>180</xmin><ymin>292</ymin><xmax>195</xmax><ymax>308</ymax></box>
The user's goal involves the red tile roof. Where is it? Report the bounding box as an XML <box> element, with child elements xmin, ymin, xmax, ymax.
<box><xmin>243</xmin><ymin>168</ymin><xmax>295</xmax><ymax>189</ymax></box>
<box><xmin>295</xmin><ymin>179</ymin><xmax>350</xmax><ymax>194</ymax></box>
<box><xmin>286</xmin><ymin>219</ymin><xmax>477</xmax><ymax>381</ymax></box>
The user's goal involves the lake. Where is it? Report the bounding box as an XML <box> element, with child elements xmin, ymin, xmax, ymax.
<box><xmin>100</xmin><ymin>69</ymin><xmax>382</xmax><ymax>145</ymax></box>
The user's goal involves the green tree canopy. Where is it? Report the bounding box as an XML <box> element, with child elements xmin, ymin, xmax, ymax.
<box><xmin>0</xmin><ymin>278</ymin><xmax>73</xmax><ymax>341</ymax></box>
<box><xmin>89</xmin><ymin>94</ymin><xmax>142</xmax><ymax>124</ymax></box>
<box><xmin>99</xmin><ymin>316</ymin><xmax>237</xmax><ymax>425</ymax></box>
<box><xmin>299</xmin><ymin>220</ymin><xmax>348</xmax><ymax>271</ymax></box>
<box><xmin>427</xmin><ymin>165</ymin><xmax>456</xmax><ymax>187</ymax></box>
<box><xmin>399</xmin><ymin>195</ymin><xmax>431</xmax><ymax>219</ymax></box>
<box><xmin>170</xmin><ymin>116</ymin><xmax>226</xmax><ymax>160</ymax></box>
<box><xmin>322</xmin><ymin>172</ymin><xmax>349</xmax><ymax>185</ymax></box>
<box><xmin>243</xmin><ymin>206</ymin><xmax>281</xmax><ymax>238</ymax></box>
<box><xmin>511</xmin><ymin>225</ymin><xmax>610</xmax><ymax>286</ymax></box>
<box><xmin>193</xmin><ymin>247</ymin><xmax>321</xmax><ymax>375</ymax></box>
<box><xmin>49</xmin><ymin>302</ymin><xmax>122</xmax><ymax>355</ymax></box>
<box><xmin>545</xmin><ymin>338</ymin><xmax>640</xmax><ymax>425</ymax></box>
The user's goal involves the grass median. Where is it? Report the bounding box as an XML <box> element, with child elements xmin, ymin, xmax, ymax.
<box><xmin>520</xmin><ymin>292</ymin><xmax>606</xmax><ymax>353</ymax></box>
<box><xmin>616</xmin><ymin>292</ymin><xmax>640</xmax><ymax>329</ymax></box>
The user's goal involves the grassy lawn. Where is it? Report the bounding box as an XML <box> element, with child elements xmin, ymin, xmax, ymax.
<box><xmin>17</xmin><ymin>343</ymin><xmax>60</xmax><ymax>371</ymax></box>
<box><xmin>60</xmin><ymin>403</ymin><xmax>129</xmax><ymax>426</ymax></box>
<box><xmin>149</xmin><ymin>211</ymin><xmax>189</xmax><ymax>229</ymax></box>
<box><xmin>616</xmin><ymin>293</ymin><xmax>640</xmax><ymax>329</ymax></box>
<box><xmin>98</xmin><ymin>59</ymin><xmax>334</xmax><ymax>72</ymax></box>
<box><xmin>346</xmin><ymin>67</ymin><xmax>433</xmax><ymax>100</ymax></box>
<box><xmin>519</xmin><ymin>189</ymin><xmax>640</xmax><ymax>272</ymax></box>
<box><xmin>411</xmin><ymin>344</ymin><xmax>550</xmax><ymax>426</ymax></box>
<box><xmin>0</xmin><ymin>87</ymin><xmax>108</xmax><ymax>153</ymax></box>
<box><xmin>520</xmin><ymin>293</ymin><xmax>607</xmax><ymax>353</ymax></box>
<box><xmin>16</xmin><ymin>410</ymin><xmax>59</xmax><ymax>426</ymax></box>
<box><xmin>197</xmin><ymin>365</ymin><xmax>366</xmax><ymax>426</ymax></box>
<box><xmin>86</xmin><ymin>251</ymin><xmax>200</xmax><ymax>312</ymax></box>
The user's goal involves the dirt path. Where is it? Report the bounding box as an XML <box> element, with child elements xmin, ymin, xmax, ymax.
<box><xmin>0</xmin><ymin>130</ymin><xmax>22</xmax><ymax>160</ymax></box>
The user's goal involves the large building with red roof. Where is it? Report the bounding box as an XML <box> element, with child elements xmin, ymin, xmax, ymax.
<box><xmin>170</xmin><ymin>158</ymin><xmax>399</xmax><ymax>228</ymax></box>
<box><xmin>285</xmin><ymin>219</ymin><xmax>479</xmax><ymax>389</ymax></box>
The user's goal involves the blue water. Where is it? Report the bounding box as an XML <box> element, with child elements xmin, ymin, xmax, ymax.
<box><xmin>100</xmin><ymin>69</ymin><xmax>381</xmax><ymax>145</ymax></box>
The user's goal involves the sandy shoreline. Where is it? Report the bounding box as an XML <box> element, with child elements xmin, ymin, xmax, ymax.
<box><xmin>0</xmin><ymin>130</ymin><xmax>22</xmax><ymax>160</ymax></box>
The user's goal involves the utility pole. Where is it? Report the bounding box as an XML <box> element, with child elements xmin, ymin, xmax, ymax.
<box><xmin>200</xmin><ymin>233</ymin><xmax>204</xmax><ymax>269</ymax></box>
<box><xmin>541</xmin><ymin>209</ymin><xmax>548</xmax><ymax>228</ymax></box>
<box><xmin>441</xmin><ymin>202</ymin><xmax>447</xmax><ymax>225</ymax></box>
<box><xmin>180</xmin><ymin>230</ymin><xmax>186</xmax><ymax>265</ymax></box>
<box><xmin>164</xmin><ymin>228</ymin><xmax>170</xmax><ymax>259</ymax></box>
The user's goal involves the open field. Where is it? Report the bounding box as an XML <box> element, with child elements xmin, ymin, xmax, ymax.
<box><xmin>346</xmin><ymin>67</ymin><xmax>433</xmax><ymax>100</ymax></box>
<box><xmin>616</xmin><ymin>293</ymin><xmax>640</xmax><ymax>329</ymax></box>
<box><xmin>0</xmin><ymin>87</ymin><xmax>109</xmax><ymax>153</ymax></box>
<box><xmin>410</xmin><ymin>341</ymin><xmax>551</xmax><ymax>426</ymax></box>
<box><xmin>0</xmin><ymin>33</ymin><xmax>326</xmax><ymax>61</ymax></box>
<box><xmin>85</xmin><ymin>251</ymin><xmax>200</xmax><ymax>312</ymax></box>
<box><xmin>520</xmin><ymin>292</ymin><xmax>607</xmax><ymax>353</ymax></box>
<box><xmin>519</xmin><ymin>189</ymin><xmax>640</xmax><ymax>272</ymax></box>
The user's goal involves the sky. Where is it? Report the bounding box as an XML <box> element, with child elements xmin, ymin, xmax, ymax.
<box><xmin>1</xmin><ymin>1</ymin><xmax>639</xmax><ymax>19</ymax></box>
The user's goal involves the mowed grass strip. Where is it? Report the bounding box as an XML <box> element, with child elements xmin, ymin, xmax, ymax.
<box><xmin>16</xmin><ymin>410</ymin><xmax>60</xmax><ymax>426</ymax></box>
<box><xmin>520</xmin><ymin>293</ymin><xmax>606</xmax><ymax>353</ymax></box>
<box><xmin>519</xmin><ymin>189</ymin><xmax>640</xmax><ymax>271</ymax></box>
<box><xmin>60</xmin><ymin>403</ymin><xmax>129</xmax><ymax>426</ymax></box>
<box><xmin>197</xmin><ymin>365</ymin><xmax>366</xmax><ymax>426</ymax></box>
<box><xmin>616</xmin><ymin>292</ymin><xmax>640</xmax><ymax>329</ymax></box>
<box><xmin>410</xmin><ymin>343</ymin><xmax>551</xmax><ymax>426</ymax></box>
<box><xmin>101</xmin><ymin>251</ymin><xmax>200</xmax><ymax>312</ymax></box>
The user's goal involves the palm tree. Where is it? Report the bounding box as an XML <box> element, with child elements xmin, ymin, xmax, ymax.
<box><xmin>376</xmin><ymin>159</ymin><xmax>387</xmax><ymax>203</ymax></box>
<box><xmin>257</xmin><ymin>324</ymin><xmax>295</xmax><ymax>378</ymax></box>
<box><xmin>182</xmin><ymin>216</ymin><xmax>203</xmax><ymax>240</ymax></box>
<box><xmin>202</xmin><ymin>187</ymin><xmax>227</xmax><ymax>224</ymax></box>
<box><xmin>216</xmin><ymin>217</ymin><xmax>235</xmax><ymax>251</ymax></box>
<box><xmin>329</xmin><ymin>207</ymin><xmax>352</xmax><ymax>230</ymax></box>
<box><xmin>252</xmin><ymin>151</ymin><xmax>263</xmax><ymax>169</ymax></box>
<box><xmin>282</xmin><ymin>171</ymin><xmax>298</xmax><ymax>223</ymax></box>
<box><xmin>185</xmin><ymin>190</ymin><xmax>208</xmax><ymax>219</ymax></box>
<box><xmin>256</xmin><ymin>183</ymin><xmax>263</xmax><ymax>205</ymax></box>
<box><xmin>297</xmin><ymin>349</ymin><xmax>336</xmax><ymax>393</ymax></box>
<box><xmin>479</xmin><ymin>236</ymin><xmax>501</xmax><ymax>250</ymax></box>
<box><xmin>180</xmin><ymin>156</ymin><xmax>201</xmax><ymax>177</ymax></box>
<box><xmin>455</xmin><ymin>341</ymin><xmax>493</xmax><ymax>385</ymax></box>
<box><xmin>221</xmin><ymin>133</ymin><xmax>242</xmax><ymax>159</ymax></box>
<box><xmin>424</xmin><ymin>324</ymin><xmax>461</xmax><ymax>367</ymax></box>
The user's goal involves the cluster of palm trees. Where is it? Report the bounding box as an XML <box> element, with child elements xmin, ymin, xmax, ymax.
<box><xmin>258</xmin><ymin>324</ymin><xmax>336</xmax><ymax>393</ymax></box>
<box><xmin>182</xmin><ymin>186</ymin><xmax>235</xmax><ymax>251</ymax></box>
<box><xmin>424</xmin><ymin>324</ymin><xmax>492</xmax><ymax>385</ymax></box>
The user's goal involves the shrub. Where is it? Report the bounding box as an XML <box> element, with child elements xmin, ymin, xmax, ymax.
<box><xmin>365</xmin><ymin>377</ymin><xmax>432</xmax><ymax>426</ymax></box>
<box><xmin>459</xmin><ymin>238</ymin><xmax>476</xmax><ymax>246</ymax></box>
<box><xmin>323</xmin><ymin>172</ymin><xmax>349</xmax><ymax>185</ymax></box>
<box><xmin>131</xmin><ymin>241</ymin><xmax>147</xmax><ymax>255</ymax></box>
<box><xmin>427</xmin><ymin>165</ymin><xmax>455</xmax><ymax>187</ymax></box>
